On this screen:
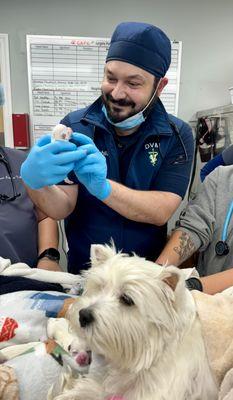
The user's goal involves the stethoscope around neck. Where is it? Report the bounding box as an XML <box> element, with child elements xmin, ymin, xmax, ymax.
<box><xmin>215</xmin><ymin>200</ymin><xmax>233</xmax><ymax>256</ymax></box>
<box><xmin>0</xmin><ymin>148</ymin><xmax>21</xmax><ymax>203</ymax></box>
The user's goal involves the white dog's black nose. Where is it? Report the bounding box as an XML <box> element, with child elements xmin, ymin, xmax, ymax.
<box><xmin>79</xmin><ymin>308</ymin><xmax>94</xmax><ymax>327</ymax></box>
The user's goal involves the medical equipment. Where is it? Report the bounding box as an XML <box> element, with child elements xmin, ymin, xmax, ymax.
<box><xmin>167</xmin><ymin>120</ymin><xmax>189</xmax><ymax>162</ymax></box>
<box><xmin>215</xmin><ymin>199</ymin><xmax>233</xmax><ymax>256</ymax></box>
<box><xmin>0</xmin><ymin>147</ymin><xmax>21</xmax><ymax>203</ymax></box>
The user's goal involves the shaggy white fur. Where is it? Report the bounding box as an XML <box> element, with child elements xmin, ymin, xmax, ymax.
<box><xmin>51</xmin><ymin>244</ymin><xmax>218</xmax><ymax>400</ymax></box>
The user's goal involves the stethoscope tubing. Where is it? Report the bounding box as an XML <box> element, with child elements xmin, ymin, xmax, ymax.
<box><xmin>222</xmin><ymin>199</ymin><xmax>233</xmax><ymax>241</ymax></box>
<box><xmin>0</xmin><ymin>147</ymin><xmax>21</xmax><ymax>202</ymax></box>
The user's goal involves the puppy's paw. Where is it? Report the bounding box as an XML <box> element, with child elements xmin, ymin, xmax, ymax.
<box><xmin>47</xmin><ymin>318</ymin><xmax>60</xmax><ymax>338</ymax></box>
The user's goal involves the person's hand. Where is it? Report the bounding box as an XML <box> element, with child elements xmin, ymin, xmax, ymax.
<box><xmin>71</xmin><ymin>133</ymin><xmax>112</xmax><ymax>200</ymax></box>
<box><xmin>20</xmin><ymin>134</ymin><xmax>87</xmax><ymax>189</ymax></box>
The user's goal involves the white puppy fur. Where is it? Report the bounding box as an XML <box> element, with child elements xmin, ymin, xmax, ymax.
<box><xmin>52</xmin><ymin>244</ymin><xmax>218</xmax><ymax>400</ymax></box>
<box><xmin>47</xmin><ymin>318</ymin><xmax>78</xmax><ymax>353</ymax></box>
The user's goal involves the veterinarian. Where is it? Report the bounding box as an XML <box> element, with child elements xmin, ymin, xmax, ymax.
<box><xmin>21</xmin><ymin>22</ymin><xmax>194</xmax><ymax>274</ymax></box>
<box><xmin>156</xmin><ymin>164</ymin><xmax>233</xmax><ymax>294</ymax></box>
<box><xmin>0</xmin><ymin>83</ymin><xmax>61</xmax><ymax>273</ymax></box>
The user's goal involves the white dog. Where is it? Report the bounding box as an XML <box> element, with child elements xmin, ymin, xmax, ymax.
<box><xmin>52</xmin><ymin>244</ymin><xmax>218</xmax><ymax>400</ymax></box>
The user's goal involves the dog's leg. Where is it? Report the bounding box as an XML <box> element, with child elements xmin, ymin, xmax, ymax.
<box><xmin>51</xmin><ymin>376</ymin><xmax>104</xmax><ymax>400</ymax></box>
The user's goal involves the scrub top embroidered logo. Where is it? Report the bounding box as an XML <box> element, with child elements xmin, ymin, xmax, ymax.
<box><xmin>148</xmin><ymin>150</ymin><xmax>158</xmax><ymax>166</ymax></box>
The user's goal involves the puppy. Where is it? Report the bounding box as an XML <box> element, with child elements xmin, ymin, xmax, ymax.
<box><xmin>52</xmin><ymin>244</ymin><xmax>218</xmax><ymax>400</ymax></box>
<box><xmin>47</xmin><ymin>317</ymin><xmax>91</xmax><ymax>371</ymax></box>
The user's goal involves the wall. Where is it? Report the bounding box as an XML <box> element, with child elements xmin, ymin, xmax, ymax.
<box><xmin>0</xmin><ymin>109</ymin><xmax>3</xmax><ymax>132</ymax></box>
<box><xmin>0</xmin><ymin>0</ymin><xmax>233</xmax><ymax>122</ymax></box>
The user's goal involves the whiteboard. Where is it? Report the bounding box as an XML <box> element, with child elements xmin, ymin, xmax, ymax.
<box><xmin>0</xmin><ymin>34</ymin><xmax>13</xmax><ymax>147</ymax></box>
<box><xmin>27</xmin><ymin>35</ymin><xmax>182</xmax><ymax>144</ymax></box>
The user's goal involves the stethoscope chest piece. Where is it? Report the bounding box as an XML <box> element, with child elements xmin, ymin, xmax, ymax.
<box><xmin>215</xmin><ymin>199</ymin><xmax>233</xmax><ymax>256</ymax></box>
<box><xmin>215</xmin><ymin>240</ymin><xmax>229</xmax><ymax>256</ymax></box>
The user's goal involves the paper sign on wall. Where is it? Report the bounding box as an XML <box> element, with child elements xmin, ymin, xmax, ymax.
<box><xmin>27</xmin><ymin>35</ymin><xmax>182</xmax><ymax>143</ymax></box>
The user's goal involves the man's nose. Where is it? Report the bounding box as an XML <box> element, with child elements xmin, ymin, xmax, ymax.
<box><xmin>79</xmin><ymin>308</ymin><xmax>95</xmax><ymax>327</ymax></box>
<box><xmin>111</xmin><ymin>83</ymin><xmax>126</xmax><ymax>100</ymax></box>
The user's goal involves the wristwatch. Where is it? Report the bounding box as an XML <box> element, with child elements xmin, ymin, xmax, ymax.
<box><xmin>185</xmin><ymin>277</ymin><xmax>203</xmax><ymax>292</ymax></box>
<box><xmin>37</xmin><ymin>248</ymin><xmax>60</xmax><ymax>263</ymax></box>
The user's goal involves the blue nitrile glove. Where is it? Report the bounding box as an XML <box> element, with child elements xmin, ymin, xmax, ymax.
<box><xmin>20</xmin><ymin>134</ymin><xmax>87</xmax><ymax>189</ymax></box>
<box><xmin>71</xmin><ymin>132</ymin><xmax>112</xmax><ymax>200</ymax></box>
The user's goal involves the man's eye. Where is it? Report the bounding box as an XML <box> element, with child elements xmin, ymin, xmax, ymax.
<box><xmin>120</xmin><ymin>294</ymin><xmax>135</xmax><ymax>306</ymax></box>
<box><xmin>107</xmin><ymin>77</ymin><xmax>117</xmax><ymax>83</ymax></box>
<box><xmin>128</xmin><ymin>82</ymin><xmax>140</xmax><ymax>87</ymax></box>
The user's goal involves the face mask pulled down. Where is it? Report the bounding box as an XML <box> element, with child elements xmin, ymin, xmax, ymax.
<box><xmin>102</xmin><ymin>79</ymin><xmax>161</xmax><ymax>130</ymax></box>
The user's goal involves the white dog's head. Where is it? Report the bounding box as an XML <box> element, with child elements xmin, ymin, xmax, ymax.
<box><xmin>68</xmin><ymin>244</ymin><xmax>195</xmax><ymax>373</ymax></box>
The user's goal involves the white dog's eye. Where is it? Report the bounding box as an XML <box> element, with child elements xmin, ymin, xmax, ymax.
<box><xmin>120</xmin><ymin>294</ymin><xmax>135</xmax><ymax>306</ymax></box>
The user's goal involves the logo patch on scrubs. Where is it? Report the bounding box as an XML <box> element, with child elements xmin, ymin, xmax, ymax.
<box><xmin>148</xmin><ymin>150</ymin><xmax>158</xmax><ymax>166</ymax></box>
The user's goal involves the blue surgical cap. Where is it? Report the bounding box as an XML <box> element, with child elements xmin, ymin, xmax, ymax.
<box><xmin>0</xmin><ymin>84</ymin><xmax>5</xmax><ymax>106</ymax></box>
<box><xmin>106</xmin><ymin>22</ymin><xmax>171</xmax><ymax>78</ymax></box>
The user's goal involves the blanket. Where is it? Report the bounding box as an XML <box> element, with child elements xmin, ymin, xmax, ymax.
<box><xmin>0</xmin><ymin>257</ymin><xmax>84</xmax><ymax>400</ymax></box>
<box><xmin>0</xmin><ymin>290</ymin><xmax>75</xmax><ymax>348</ymax></box>
<box><xmin>5</xmin><ymin>340</ymin><xmax>81</xmax><ymax>400</ymax></box>
<box><xmin>0</xmin><ymin>365</ymin><xmax>19</xmax><ymax>400</ymax></box>
<box><xmin>0</xmin><ymin>256</ymin><xmax>83</xmax><ymax>291</ymax></box>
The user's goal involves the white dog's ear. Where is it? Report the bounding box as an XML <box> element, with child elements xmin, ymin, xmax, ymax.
<box><xmin>161</xmin><ymin>266</ymin><xmax>181</xmax><ymax>291</ymax></box>
<box><xmin>90</xmin><ymin>243</ymin><xmax>116</xmax><ymax>266</ymax></box>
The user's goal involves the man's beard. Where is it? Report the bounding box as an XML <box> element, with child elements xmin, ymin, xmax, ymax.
<box><xmin>101</xmin><ymin>90</ymin><xmax>158</xmax><ymax>124</ymax></box>
<box><xmin>102</xmin><ymin>92</ymin><xmax>137</xmax><ymax>123</ymax></box>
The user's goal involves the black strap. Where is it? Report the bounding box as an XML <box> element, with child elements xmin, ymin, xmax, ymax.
<box><xmin>188</xmin><ymin>133</ymin><xmax>198</xmax><ymax>200</ymax></box>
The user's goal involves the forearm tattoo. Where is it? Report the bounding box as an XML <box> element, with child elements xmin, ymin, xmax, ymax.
<box><xmin>173</xmin><ymin>232</ymin><xmax>196</xmax><ymax>262</ymax></box>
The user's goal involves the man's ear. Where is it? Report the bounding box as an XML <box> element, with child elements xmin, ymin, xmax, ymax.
<box><xmin>157</xmin><ymin>77</ymin><xmax>168</xmax><ymax>97</ymax></box>
<box><xmin>90</xmin><ymin>243</ymin><xmax>116</xmax><ymax>266</ymax></box>
<box><xmin>160</xmin><ymin>266</ymin><xmax>181</xmax><ymax>291</ymax></box>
